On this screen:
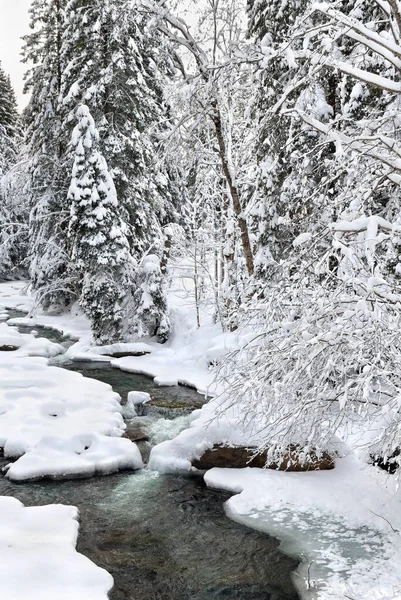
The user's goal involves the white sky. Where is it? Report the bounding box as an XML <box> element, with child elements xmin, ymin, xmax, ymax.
<box><xmin>0</xmin><ymin>0</ymin><xmax>30</xmax><ymax>109</ymax></box>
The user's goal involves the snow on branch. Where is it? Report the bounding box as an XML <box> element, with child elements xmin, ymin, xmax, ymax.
<box><xmin>330</xmin><ymin>215</ymin><xmax>394</xmax><ymax>233</ymax></box>
<box><xmin>330</xmin><ymin>61</ymin><xmax>401</xmax><ymax>95</ymax></box>
<box><xmin>313</xmin><ymin>2</ymin><xmax>401</xmax><ymax>59</ymax></box>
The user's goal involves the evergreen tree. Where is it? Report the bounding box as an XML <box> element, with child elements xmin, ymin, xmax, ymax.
<box><xmin>246</xmin><ymin>0</ymin><xmax>338</xmax><ymax>279</ymax></box>
<box><xmin>59</xmin><ymin>0</ymin><xmax>180</xmax><ymax>338</ymax></box>
<box><xmin>0</xmin><ymin>63</ymin><xmax>21</xmax><ymax>174</ymax></box>
<box><xmin>61</xmin><ymin>0</ymin><xmax>177</xmax><ymax>255</ymax></box>
<box><xmin>68</xmin><ymin>104</ymin><xmax>132</xmax><ymax>343</ymax></box>
<box><xmin>129</xmin><ymin>254</ymin><xmax>171</xmax><ymax>342</ymax></box>
<box><xmin>0</xmin><ymin>63</ymin><xmax>27</xmax><ymax>278</ymax></box>
<box><xmin>23</xmin><ymin>0</ymin><xmax>71</xmax><ymax>310</ymax></box>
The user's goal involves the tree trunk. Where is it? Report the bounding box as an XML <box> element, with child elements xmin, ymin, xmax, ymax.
<box><xmin>160</xmin><ymin>228</ymin><xmax>172</xmax><ymax>276</ymax></box>
<box><xmin>211</xmin><ymin>102</ymin><xmax>254</xmax><ymax>277</ymax></box>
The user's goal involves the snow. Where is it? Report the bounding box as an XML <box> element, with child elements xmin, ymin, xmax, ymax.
<box><xmin>148</xmin><ymin>376</ymin><xmax>401</xmax><ymax>598</ymax></box>
<box><xmin>0</xmin><ymin>496</ymin><xmax>113</xmax><ymax>600</ymax></box>
<box><xmin>331</xmin><ymin>215</ymin><xmax>394</xmax><ymax>233</ymax></box>
<box><xmin>147</xmin><ymin>372</ymin><xmax>401</xmax><ymax>599</ymax></box>
<box><xmin>109</xmin><ymin>318</ymin><xmax>222</xmax><ymax>395</ymax></box>
<box><xmin>0</xmin><ymin>280</ymin><xmax>92</xmax><ymax>341</ymax></box>
<box><xmin>122</xmin><ymin>391</ymin><xmax>151</xmax><ymax>418</ymax></box>
<box><xmin>4</xmin><ymin>278</ymin><xmax>401</xmax><ymax>598</ymax></box>
<box><xmin>0</xmin><ymin>318</ymin><xmax>142</xmax><ymax>481</ymax></box>
<box><xmin>5</xmin><ymin>432</ymin><xmax>143</xmax><ymax>482</ymax></box>
<box><xmin>204</xmin><ymin>458</ymin><xmax>401</xmax><ymax>600</ymax></box>
<box><xmin>148</xmin><ymin>395</ymin><xmax>257</xmax><ymax>473</ymax></box>
<box><xmin>0</xmin><ymin>280</ymin><xmax>32</xmax><ymax>312</ymax></box>
<box><xmin>66</xmin><ymin>339</ymin><xmax>155</xmax><ymax>361</ymax></box>
<box><xmin>293</xmin><ymin>232</ymin><xmax>312</xmax><ymax>247</ymax></box>
<box><xmin>0</xmin><ymin>322</ymin><xmax>64</xmax><ymax>357</ymax></box>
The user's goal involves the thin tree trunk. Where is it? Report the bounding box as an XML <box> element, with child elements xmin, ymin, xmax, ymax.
<box><xmin>211</xmin><ymin>102</ymin><xmax>254</xmax><ymax>277</ymax></box>
<box><xmin>160</xmin><ymin>228</ymin><xmax>172</xmax><ymax>276</ymax></box>
<box><xmin>194</xmin><ymin>240</ymin><xmax>201</xmax><ymax>328</ymax></box>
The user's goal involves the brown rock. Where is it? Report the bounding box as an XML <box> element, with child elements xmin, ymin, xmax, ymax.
<box><xmin>0</xmin><ymin>345</ymin><xmax>19</xmax><ymax>352</ymax></box>
<box><xmin>192</xmin><ymin>444</ymin><xmax>334</xmax><ymax>471</ymax></box>
<box><xmin>123</xmin><ymin>421</ymin><xmax>150</xmax><ymax>443</ymax></box>
<box><xmin>104</xmin><ymin>351</ymin><xmax>151</xmax><ymax>359</ymax></box>
<box><xmin>147</xmin><ymin>398</ymin><xmax>204</xmax><ymax>410</ymax></box>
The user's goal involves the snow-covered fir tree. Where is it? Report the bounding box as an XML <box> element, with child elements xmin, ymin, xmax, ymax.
<box><xmin>61</xmin><ymin>0</ymin><xmax>179</xmax><ymax>254</ymax></box>
<box><xmin>0</xmin><ymin>63</ymin><xmax>27</xmax><ymax>278</ymax></box>
<box><xmin>23</xmin><ymin>0</ymin><xmax>72</xmax><ymax>310</ymax></box>
<box><xmin>0</xmin><ymin>63</ymin><xmax>21</xmax><ymax>176</ymax></box>
<box><xmin>67</xmin><ymin>104</ymin><xmax>132</xmax><ymax>343</ymax></box>
<box><xmin>129</xmin><ymin>254</ymin><xmax>171</xmax><ymax>342</ymax></box>
<box><xmin>20</xmin><ymin>0</ymin><xmax>183</xmax><ymax>339</ymax></box>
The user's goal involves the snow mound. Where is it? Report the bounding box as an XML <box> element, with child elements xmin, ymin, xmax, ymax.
<box><xmin>66</xmin><ymin>340</ymin><xmax>155</xmax><ymax>361</ymax></box>
<box><xmin>0</xmin><ymin>357</ymin><xmax>125</xmax><ymax>458</ymax></box>
<box><xmin>0</xmin><ymin>322</ymin><xmax>64</xmax><ymax>358</ymax></box>
<box><xmin>0</xmin><ymin>355</ymin><xmax>142</xmax><ymax>480</ymax></box>
<box><xmin>0</xmin><ymin>496</ymin><xmax>113</xmax><ymax>600</ymax></box>
<box><xmin>122</xmin><ymin>391</ymin><xmax>151</xmax><ymax>418</ymax></box>
<box><xmin>0</xmin><ymin>281</ymin><xmax>31</xmax><ymax>312</ymax></box>
<box><xmin>5</xmin><ymin>433</ymin><xmax>143</xmax><ymax>481</ymax></box>
<box><xmin>0</xmin><ymin>322</ymin><xmax>21</xmax><ymax>347</ymax></box>
<box><xmin>148</xmin><ymin>397</ymin><xmax>259</xmax><ymax>473</ymax></box>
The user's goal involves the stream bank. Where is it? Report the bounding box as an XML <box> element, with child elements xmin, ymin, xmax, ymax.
<box><xmin>0</xmin><ymin>316</ymin><xmax>301</xmax><ymax>600</ymax></box>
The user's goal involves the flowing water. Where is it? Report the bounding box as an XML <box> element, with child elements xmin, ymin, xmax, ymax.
<box><xmin>0</xmin><ymin>315</ymin><xmax>301</xmax><ymax>600</ymax></box>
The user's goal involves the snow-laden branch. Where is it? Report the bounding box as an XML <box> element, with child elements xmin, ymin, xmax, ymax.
<box><xmin>330</xmin><ymin>61</ymin><xmax>401</xmax><ymax>94</ymax></box>
<box><xmin>330</xmin><ymin>215</ymin><xmax>395</xmax><ymax>233</ymax></box>
<box><xmin>344</xmin><ymin>29</ymin><xmax>401</xmax><ymax>70</ymax></box>
<box><xmin>287</xmin><ymin>109</ymin><xmax>401</xmax><ymax>185</ymax></box>
<box><xmin>313</xmin><ymin>2</ymin><xmax>401</xmax><ymax>59</ymax></box>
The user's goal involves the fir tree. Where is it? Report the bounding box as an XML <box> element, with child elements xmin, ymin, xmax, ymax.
<box><xmin>23</xmin><ymin>0</ymin><xmax>71</xmax><ymax>310</ymax></box>
<box><xmin>68</xmin><ymin>104</ymin><xmax>132</xmax><ymax>343</ymax></box>
<box><xmin>0</xmin><ymin>63</ymin><xmax>27</xmax><ymax>277</ymax></box>
<box><xmin>61</xmin><ymin>0</ymin><xmax>177</xmax><ymax>255</ymax></box>
<box><xmin>129</xmin><ymin>254</ymin><xmax>171</xmax><ymax>342</ymax></box>
<box><xmin>59</xmin><ymin>0</ymin><xmax>179</xmax><ymax>338</ymax></box>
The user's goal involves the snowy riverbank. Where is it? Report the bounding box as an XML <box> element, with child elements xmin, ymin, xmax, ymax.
<box><xmin>0</xmin><ymin>496</ymin><xmax>113</xmax><ymax>600</ymax></box>
<box><xmin>2</xmin><ymin>281</ymin><xmax>401</xmax><ymax>599</ymax></box>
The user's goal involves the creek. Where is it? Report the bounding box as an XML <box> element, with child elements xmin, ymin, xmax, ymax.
<box><xmin>0</xmin><ymin>315</ymin><xmax>300</xmax><ymax>600</ymax></box>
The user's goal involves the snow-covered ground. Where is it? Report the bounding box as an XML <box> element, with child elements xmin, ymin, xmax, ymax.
<box><xmin>0</xmin><ymin>280</ymin><xmax>91</xmax><ymax>340</ymax></box>
<box><xmin>0</xmin><ymin>282</ymin><xmax>143</xmax><ymax>482</ymax></box>
<box><xmin>205</xmin><ymin>462</ymin><xmax>401</xmax><ymax>600</ymax></box>
<box><xmin>0</xmin><ymin>280</ymin><xmax>224</xmax><ymax>395</ymax></box>
<box><xmin>0</xmin><ymin>347</ymin><xmax>142</xmax><ymax>481</ymax></box>
<box><xmin>0</xmin><ymin>496</ymin><xmax>113</xmax><ymax>600</ymax></box>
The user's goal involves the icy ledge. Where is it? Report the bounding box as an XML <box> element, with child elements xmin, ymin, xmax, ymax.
<box><xmin>0</xmin><ymin>496</ymin><xmax>113</xmax><ymax>600</ymax></box>
<box><xmin>204</xmin><ymin>458</ymin><xmax>401</xmax><ymax>600</ymax></box>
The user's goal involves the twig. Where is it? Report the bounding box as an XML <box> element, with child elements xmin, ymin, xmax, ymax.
<box><xmin>368</xmin><ymin>508</ymin><xmax>399</xmax><ymax>533</ymax></box>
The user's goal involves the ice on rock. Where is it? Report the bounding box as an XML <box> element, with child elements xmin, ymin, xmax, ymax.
<box><xmin>123</xmin><ymin>391</ymin><xmax>151</xmax><ymax>418</ymax></box>
<box><xmin>5</xmin><ymin>433</ymin><xmax>143</xmax><ymax>481</ymax></box>
<box><xmin>0</xmin><ymin>496</ymin><xmax>113</xmax><ymax>600</ymax></box>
